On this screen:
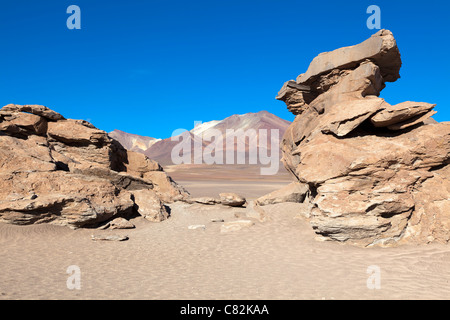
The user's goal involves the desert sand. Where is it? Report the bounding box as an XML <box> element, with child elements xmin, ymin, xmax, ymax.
<box><xmin>167</xmin><ymin>164</ymin><xmax>293</xmax><ymax>199</ymax></box>
<box><xmin>1</xmin><ymin>164</ymin><xmax>450</xmax><ymax>300</ymax></box>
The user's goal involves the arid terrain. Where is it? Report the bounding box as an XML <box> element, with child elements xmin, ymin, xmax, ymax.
<box><xmin>1</xmin><ymin>29</ymin><xmax>450</xmax><ymax>301</ymax></box>
<box><xmin>1</xmin><ymin>164</ymin><xmax>450</xmax><ymax>300</ymax></box>
<box><xmin>166</xmin><ymin>164</ymin><xmax>292</xmax><ymax>199</ymax></box>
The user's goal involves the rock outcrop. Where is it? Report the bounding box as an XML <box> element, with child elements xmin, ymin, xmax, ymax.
<box><xmin>255</xmin><ymin>182</ymin><xmax>309</xmax><ymax>206</ymax></box>
<box><xmin>0</xmin><ymin>104</ymin><xmax>189</xmax><ymax>228</ymax></box>
<box><xmin>277</xmin><ymin>30</ymin><xmax>450</xmax><ymax>246</ymax></box>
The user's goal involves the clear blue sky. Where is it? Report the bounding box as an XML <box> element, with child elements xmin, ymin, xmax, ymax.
<box><xmin>0</xmin><ymin>0</ymin><xmax>448</xmax><ymax>138</ymax></box>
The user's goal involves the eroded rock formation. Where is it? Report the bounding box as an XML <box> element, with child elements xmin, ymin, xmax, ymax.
<box><xmin>277</xmin><ymin>30</ymin><xmax>450</xmax><ymax>246</ymax></box>
<box><xmin>0</xmin><ymin>104</ymin><xmax>189</xmax><ymax>228</ymax></box>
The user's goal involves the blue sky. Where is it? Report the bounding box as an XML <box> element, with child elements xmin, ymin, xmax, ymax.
<box><xmin>0</xmin><ymin>0</ymin><xmax>448</xmax><ymax>138</ymax></box>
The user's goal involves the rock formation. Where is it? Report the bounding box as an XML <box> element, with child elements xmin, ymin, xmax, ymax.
<box><xmin>255</xmin><ymin>182</ymin><xmax>309</xmax><ymax>206</ymax></box>
<box><xmin>276</xmin><ymin>30</ymin><xmax>450</xmax><ymax>246</ymax></box>
<box><xmin>0</xmin><ymin>104</ymin><xmax>189</xmax><ymax>228</ymax></box>
<box><xmin>108</xmin><ymin>129</ymin><xmax>161</xmax><ymax>154</ymax></box>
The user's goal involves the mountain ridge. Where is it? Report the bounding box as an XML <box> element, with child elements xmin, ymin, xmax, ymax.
<box><xmin>109</xmin><ymin>110</ymin><xmax>291</xmax><ymax>166</ymax></box>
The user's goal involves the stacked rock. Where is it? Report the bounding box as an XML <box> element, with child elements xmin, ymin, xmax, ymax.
<box><xmin>277</xmin><ymin>30</ymin><xmax>450</xmax><ymax>246</ymax></box>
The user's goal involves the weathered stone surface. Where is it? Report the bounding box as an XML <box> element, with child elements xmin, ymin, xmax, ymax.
<box><xmin>219</xmin><ymin>193</ymin><xmax>247</xmax><ymax>207</ymax></box>
<box><xmin>47</xmin><ymin>120</ymin><xmax>109</xmax><ymax>145</ymax></box>
<box><xmin>0</xmin><ymin>104</ymin><xmax>188</xmax><ymax>228</ymax></box>
<box><xmin>0</xmin><ymin>171</ymin><xmax>135</xmax><ymax>227</ymax></box>
<box><xmin>187</xmin><ymin>197</ymin><xmax>221</xmax><ymax>205</ymax></box>
<box><xmin>277</xmin><ymin>30</ymin><xmax>450</xmax><ymax>246</ymax></box>
<box><xmin>143</xmin><ymin>171</ymin><xmax>190</xmax><ymax>203</ymax></box>
<box><xmin>276</xmin><ymin>81</ymin><xmax>315</xmax><ymax>115</ymax></box>
<box><xmin>387</xmin><ymin>110</ymin><xmax>438</xmax><ymax>131</ymax></box>
<box><xmin>296</xmin><ymin>29</ymin><xmax>401</xmax><ymax>85</ymax></box>
<box><xmin>0</xmin><ymin>135</ymin><xmax>56</xmax><ymax>173</ymax></box>
<box><xmin>2</xmin><ymin>104</ymin><xmax>65</xmax><ymax>121</ymax></box>
<box><xmin>132</xmin><ymin>189</ymin><xmax>169</xmax><ymax>222</ymax></box>
<box><xmin>371</xmin><ymin>101</ymin><xmax>436</xmax><ymax>128</ymax></box>
<box><xmin>108</xmin><ymin>217</ymin><xmax>135</xmax><ymax>230</ymax></box>
<box><xmin>403</xmin><ymin>164</ymin><xmax>450</xmax><ymax>244</ymax></box>
<box><xmin>2</xmin><ymin>112</ymin><xmax>48</xmax><ymax>136</ymax></box>
<box><xmin>256</xmin><ymin>182</ymin><xmax>309</xmax><ymax>206</ymax></box>
<box><xmin>125</xmin><ymin>151</ymin><xmax>161</xmax><ymax>178</ymax></box>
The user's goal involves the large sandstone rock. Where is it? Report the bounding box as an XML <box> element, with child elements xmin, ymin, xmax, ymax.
<box><xmin>0</xmin><ymin>104</ymin><xmax>188</xmax><ymax>228</ymax></box>
<box><xmin>277</xmin><ymin>30</ymin><xmax>450</xmax><ymax>246</ymax></box>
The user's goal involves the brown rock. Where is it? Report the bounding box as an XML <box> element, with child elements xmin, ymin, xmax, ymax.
<box><xmin>219</xmin><ymin>193</ymin><xmax>247</xmax><ymax>207</ymax></box>
<box><xmin>276</xmin><ymin>30</ymin><xmax>450</xmax><ymax>246</ymax></box>
<box><xmin>188</xmin><ymin>197</ymin><xmax>221</xmax><ymax>205</ymax></box>
<box><xmin>256</xmin><ymin>182</ymin><xmax>309</xmax><ymax>206</ymax></box>
<box><xmin>1</xmin><ymin>104</ymin><xmax>65</xmax><ymax>121</ymax></box>
<box><xmin>125</xmin><ymin>151</ymin><xmax>161</xmax><ymax>178</ymax></box>
<box><xmin>108</xmin><ymin>217</ymin><xmax>135</xmax><ymax>230</ymax></box>
<box><xmin>371</xmin><ymin>101</ymin><xmax>436</xmax><ymax>128</ymax></box>
<box><xmin>0</xmin><ymin>104</ymin><xmax>187</xmax><ymax>228</ymax></box>
<box><xmin>296</xmin><ymin>29</ymin><xmax>401</xmax><ymax>85</ymax></box>
<box><xmin>403</xmin><ymin>164</ymin><xmax>450</xmax><ymax>244</ymax></box>
<box><xmin>143</xmin><ymin>171</ymin><xmax>190</xmax><ymax>202</ymax></box>
<box><xmin>132</xmin><ymin>189</ymin><xmax>169</xmax><ymax>222</ymax></box>
<box><xmin>7</xmin><ymin>112</ymin><xmax>47</xmax><ymax>135</ymax></box>
<box><xmin>0</xmin><ymin>171</ymin><xmax>135</xmax><ymax>227</ymax></box>
<box><xmin>387</xmin><ymin>110</ymin><xmax>438</xmax><ymax>131</ymax></box>
<box><xmin>47</xmin><ymin>120</ymin><xmax>109</xmax><ymax>145</ymax></box>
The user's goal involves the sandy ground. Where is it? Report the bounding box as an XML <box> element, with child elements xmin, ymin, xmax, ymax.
<box><xmin>167</xmin><ymin>164</ymin><xmax>293</xmax><ymax>199</ymax></box>
<box><xmin>1</xmin><ymin>164</ymin><xmax>450</xmax><ymax>300</ymax></box>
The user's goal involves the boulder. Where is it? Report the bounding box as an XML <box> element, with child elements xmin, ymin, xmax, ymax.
<box><xmin>371</xmin><ymin>101</ymin><xmax>436</xmax><ymax>128</ymax></box>
<box><xmin>219</xmin><ymin>193</ymin><xmax>247</xmax><ymax>207</ymax></box>
<box><xmin>256</xmin><ymin>182</ymin><xmax>309</xmax><ymax>206</ymax></box>
<box><xmin>108</xmin><ymin>217</ymin><xmax>135</xmax><ymax>230</ymax></box>
<box><xmin>1</xmin><ymin>104</ymin><xmax>65</xmax><ymax>121</ymax></box>
<box><xmin>132</xmin><ymin>189</ymin><xmax>169</xmax><ymax>222</ymax></box>
<box><xmin>0</xmin><ymin>104</ymin><xmax>187</xmax><ymax>228</ymax></box>
<box><xmin>296</xmin><ymin>29</ymin><xmax>401</xmax><ymax>85</ymax></box>
<box><xmin>47</xmin><ymin>119</ymin><xmax>109</xmax><ymax>145</ymax></box>
<box><xmin>125</xmin><ymin>151</ymin><xmax>161</xmax><ymax>177</ymax></box>
<box><xmin>277</xmin><ymin>30</ymin><xmax>450</xmax><ymax>246</ymax></box>
<box><xmin>143</xmin><ymin>171</ymin><xmax>190</xmax><ymax>203</ymax></box>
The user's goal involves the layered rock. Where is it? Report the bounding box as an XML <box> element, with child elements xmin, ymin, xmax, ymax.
<box><xmin>255</xmin><ymin>182</ymin><xmax>309</xmax><ymax>206</ymax></box>
<box><xmin>0</xmin><ymin>104</ymin><xmax>189</xmax><ymax>228</ymax></box>
<box><xmin>277</xmin><ymin>30</ymin><xmax>450</xmax><ymax>246</ymax></box>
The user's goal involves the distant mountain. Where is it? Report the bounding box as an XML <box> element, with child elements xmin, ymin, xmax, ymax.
<box><xmin>110</xmin><ymin>111</ymin><xmax>291</xmax><ymax>166</ymax></box>
<box><xmin>108</xmin><ymin>130</ymin><xmax>161</xmax><ymax>153</ymax></box>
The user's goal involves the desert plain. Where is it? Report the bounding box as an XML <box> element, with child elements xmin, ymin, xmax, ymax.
<box><xmin>1</xmin><ymin>164</ymin><xmax>450</xmax><ymax>300</ymax></box>
<box><xmin>1</xmin><ymin>29</ymin><xmax>450</xmax><ymax>301</ymax></box>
